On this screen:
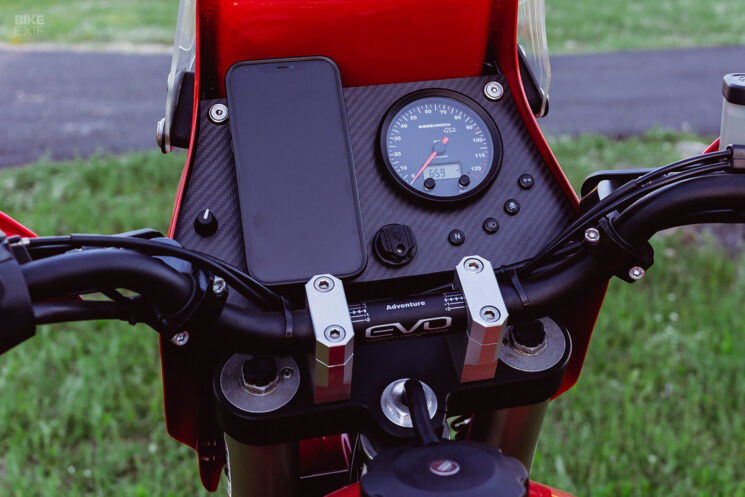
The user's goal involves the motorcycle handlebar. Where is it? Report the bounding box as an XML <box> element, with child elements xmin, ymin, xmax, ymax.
<box><xmin>14</xmin><ymin>172</ymin><xmax>745</xmax><ymax>354</ymax></box>
<box><xmin>614</xmin><ymin>174</ymin><xmax>745</xmax><ymax>245</ymax></box>
<box><xmin>22</xmin><ymin>249</ymin><xmax>194</xmax><ymax>315</ymax></box>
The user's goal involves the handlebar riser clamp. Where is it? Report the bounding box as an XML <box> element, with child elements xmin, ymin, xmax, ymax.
<box><xmin>449</xmin><ymin>256</ymin><xmax>509</xmax><ymax>383</ymax></box>
<box><xmin>305</xmin><ymin>274</ymin><xmax>354</xmax><ymax>404</ymax></box>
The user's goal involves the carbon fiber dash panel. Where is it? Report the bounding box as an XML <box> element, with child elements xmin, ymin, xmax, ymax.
<box><xmin>173</xmin><ymin>75</ymin><xmax>575</xmax><ymax>296</ymax></box>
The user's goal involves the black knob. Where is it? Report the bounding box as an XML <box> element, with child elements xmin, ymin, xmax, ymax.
<box><xmin>518</xmin><ymin>174</ymin><xmax>535</xmax><ymax>190</ymax></box>
<box><xmin>482</xmin><ymin>217</ymin><xmax>500</xmax><ymax>234</ymax></box>
<box><xmin>242</xmin><ymin>356</ymin><xmax>277</xmax><ymax>387</ymax></box>
<box><xmin>448</xmin><ymin>229</ymin><xmax>465</xmax><ymax>246</ymax></box>
<box><xmin>194</xmin><ymin>208</ymin><xmax>218</xmax><ymax>237</ymax></box>
<box><xmin>504</xmin><ymin>199</ymin><xmax>520</xmax><ymax>216</ymax></box>
<box><xmin>374</xmin><ymin>224</ymin><xmax>417</xmax><ymax>266</ymax></box>
<box><xmin>423</xmin><ymin>177</ymin><xmax>436</xmax><ymax>190</ymax></box>
<box><xmin>458</xmin><ymin>175</ymin><xmax>471</xmax><ymax>187</ymax></box>
<box><xmin>510</xmin><ymin>321</ymin><xmax>546</xmax><ymax>348</ymax></box>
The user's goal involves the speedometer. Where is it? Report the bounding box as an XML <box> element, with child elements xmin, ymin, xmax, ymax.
<box><xmin>379</xmin><ymin>89</ymin><xmax>503</xmax><ymax>204</ymax></box>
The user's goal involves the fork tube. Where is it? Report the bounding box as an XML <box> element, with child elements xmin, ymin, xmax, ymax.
<box><xmin>224</xmin><ymin>434</ymin><xmax>299</xmax><ymax>497</ymax></box>
<box><xmin>467</xmin><ymin>400</ymin><xmax>549</xmax><ymax>472</ymax></box>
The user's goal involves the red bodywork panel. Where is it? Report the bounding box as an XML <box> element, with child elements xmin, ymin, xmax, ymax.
<box><xmin>299</xmin><ymin>434</ymin><xmax>353</xmax><ymax>476</ymax></box>
<box><xmin>163</xmin><ymin>0</ymin><xmax>607</xmax><ymax>491</ymax></box>
<box><xmin>205</xmin><ymin>0</ymin><xmax>494</xmax><ymax>93</ymax></box>
<box><xmin>0</xmin><ymin>212</ymin><xmax>36</xmax><ymax>238</ymax></box>
<box><xmin>529</xmin><ymin>481</ymin><xmax>578</xmax><ymax>497</ymax></box>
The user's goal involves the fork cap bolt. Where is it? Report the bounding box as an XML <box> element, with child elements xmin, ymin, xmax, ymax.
<box><xmin>242</xmin><ymin>356</ymin><xmax>277</xmax><ymax>387</ymax></box>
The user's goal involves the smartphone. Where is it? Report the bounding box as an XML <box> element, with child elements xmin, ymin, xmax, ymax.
<box><xmin>226</xmin><ymin>57</ymin><xmax>366</xmax><ymax>285</ymax></box>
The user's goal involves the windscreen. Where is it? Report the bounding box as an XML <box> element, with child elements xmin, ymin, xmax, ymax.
<box><xmin>517</xmin><ymin>0</ymin><xmax>551</xmax><ymax>117</ymax></box>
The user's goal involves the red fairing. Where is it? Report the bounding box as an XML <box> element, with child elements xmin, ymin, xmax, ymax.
<box><xmin>325</xmin><ymin>483</ymin><xmax>361</xmax><ymax>497</ymax></box>
<box><xmin>166</xmin><ymin>0</ymin><xmax>609</xmax><ymax>490</ymax></box>
<box><xmin>195</xmin><ymin>0</ymin><xmax>607</xmax><ymax>398</ymax></box>
<box><xmin>0</xmin><ymin>212</ymin><xmax>36</xmax><ymax>238</ymax></box>
<box><xmin>529</xmin><ymin>481</ymin><xmax>578</xmax><ymax>497</ymax></box>
<box><xmin>704</xmin><ymin>137</ymin><xmax>721</xmax><ymax>153</ymax></box>
<box><xmin>201</xmin><ymin>0</ymin><xmax>494</xmax><ymax>93</ymax></box>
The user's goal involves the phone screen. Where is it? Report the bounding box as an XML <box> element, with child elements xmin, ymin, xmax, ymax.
<box><xmin>226</xmin><ymin>57</ymin><xmax>366</xmax><ymax>285</ymax></box>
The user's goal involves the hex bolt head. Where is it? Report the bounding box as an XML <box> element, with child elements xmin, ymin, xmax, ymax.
<box><xmin>212</xmin><ymin>276</ymin><xmax>227</xmax><ymax>297</ymax></box>
<box><xmin>479</xmin><ymin>306</ymin><xmax>501</xmax><ymax>323</ymax></box>
<box><xmin>208</xmin><ymin>103</ymin><xmax>229</xmax><ymax>124</ymax></box>
<box><xmin>324</xmin><ymin>325</ymin><xmax>346</xmax><ymax>342</ymax></box>
<box><xmin>629</xmin><ymin>266</ymin><xmax>645</xmax><ymax>281</ymax></box>
<box><xmin>463</xmin><ymin>258</ymin><xmax>484</xmax><ymax>273</ymax></box>
<box><xmin>484</xmin><ymin>81</ymin><xmax>504</xmax><ymax>101</ymax></box>
<box><xmin>584</xmin><ymin>228</ymin><xmax>600</xmax><ymax>244</ymax></box>
<box><xmin>171</xmin><ymin>331</ymin><xmax>190</xmax><ymax>347</ymax></box>
<box><xmin>313</xmin><ymin>276</ymin><xmax>335</xmax><ymax>293</ymax></box>
<box><xmin>280</xmin><ymin>367</ymin><xmax>294</xmax><ymax>379</ymax></box>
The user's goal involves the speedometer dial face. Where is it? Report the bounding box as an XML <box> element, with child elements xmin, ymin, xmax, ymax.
<box><xmin>379</xmin><ymin>89</ymin><xmax>503</xmax><ymax>203</ymax></box>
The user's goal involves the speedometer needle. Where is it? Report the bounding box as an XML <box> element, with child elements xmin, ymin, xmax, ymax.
<box><xmin>410</xmin><ymin>137</ymin><xmax>449</xmax><ymax>185</ymax></box>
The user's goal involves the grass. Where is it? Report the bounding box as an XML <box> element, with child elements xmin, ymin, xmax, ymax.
<box><xmin>1</xmin><ymin>0</ymin><xmax>744</xmax><ymax>52</ymax></box>
<box><xmin>0</xmin><ymin>152</ymin><xmax>212</xmax><ymax>497</ymax></box>
<box><xmin>547</xmin><ymin>130</ymin><xmax>715</xmax><ymax>189</ymax></box>
<box><xmin>0</xmin><ymin>0</ymin><xmax>178</xmax><ymax>45</ymax></box>
<box><xmin>0</xmin><ymin>132</ymin><xmax>743</xmax><ymax>496</ymax></box>
<box><xmin>538</xmin><ymin>132</ymin><xmax>745</xmax><ymax>495</ymax></box>
<box><xmin>546</xmin><ymin>0</ymin><xmax>745</xmax><ymax>53</ymax></box>
<box><xmin>532</xmin><ymin>240</ymin><xmax>745</xmax><ymax>496</ymax></box>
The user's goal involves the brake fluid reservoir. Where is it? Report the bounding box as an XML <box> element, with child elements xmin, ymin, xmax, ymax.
<box><xmin>720</xmin><ymin>73</ymin><xmax>745</xmax><ymax>149</ymax></box>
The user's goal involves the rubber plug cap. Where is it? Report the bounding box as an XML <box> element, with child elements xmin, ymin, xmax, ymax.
<box><xmin>374</xmin><ymin>224</ymin><xmax>417</xmax><ymax>266</ymax></box>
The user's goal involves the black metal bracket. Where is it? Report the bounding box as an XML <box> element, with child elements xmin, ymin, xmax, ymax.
<box><xmin>729</xmin><ymin>144</ymin><xmax>745</xmax><ymax>172</ymax></box>
<box><xmin>127</xmin><ymin>236</ymin><xmax>228</xmax><ymax>341</ymax></box>
<box><xmin>587</xmin><ymin>217</ymin><xmax>654</xmax><ymax>283</ymax></box>
<box><xmin>517</xmin><ymin>45</ymin><xmax>548</xmax><ymax>118</ymax></box>
<box><xmin>171</xmin><ymin>72</ymin><xmax>195</xmax><ymax>149</ymax></box>
<box><xmin>0</xmin><ymin>232</ymin><xmax>35</xmax><ymax>355</ymax></box>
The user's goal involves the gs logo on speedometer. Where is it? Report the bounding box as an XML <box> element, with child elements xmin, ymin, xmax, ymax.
<box><xmin>378</xmin><ymin>89</ymin><xmax>503</xmax><ymax>204</ymax></box>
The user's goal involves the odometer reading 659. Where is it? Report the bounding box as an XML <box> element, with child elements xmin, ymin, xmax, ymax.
<box><xmin>379</xmin><ymin>89</ymin><xmax>503</xmax><ymax>204</ymax></box>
